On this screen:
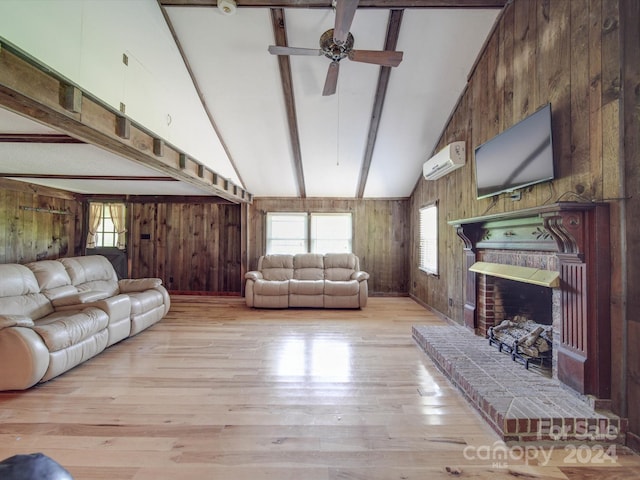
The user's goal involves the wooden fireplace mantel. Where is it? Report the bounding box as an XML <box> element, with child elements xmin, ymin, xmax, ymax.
<box><xmin>449</xmin><ymin>202</ymin><xmax>611</xmax><ymax>399</ymax></box>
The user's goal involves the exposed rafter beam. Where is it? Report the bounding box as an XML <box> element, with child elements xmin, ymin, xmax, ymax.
<box><xmin>356</xmin><ymin>8</ymin><xmax>402</xmax><ymax>198</ymax></box>
<box><xmin>0</xmin><ymin>42</ymin><xmax>251</xmax><ymax>204</ymax></box>
<box><xmin>271</xmin><ymin>7</ymin><xmax>306</xmax><ymax>197</ymax></box>
<box><xmin>159</xmin><ymin>0</ymin><xmax>506</xmax><ymax>8</ymax></box>
<box><xmin>0</xmin><ymin>133</ymin><xmax>83</xmax><ymax>143</ymax></box>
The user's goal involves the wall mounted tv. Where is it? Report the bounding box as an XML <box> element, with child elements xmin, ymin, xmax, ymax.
<box><xmin>474</xmin><ymin>103</ymin><xmax>554</xmax><ymax>200</ymax></box>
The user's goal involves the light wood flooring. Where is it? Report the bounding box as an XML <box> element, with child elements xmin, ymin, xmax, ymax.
<box><xmin>1</xmin><ymin>296</ymin><xmax>639</xmax><ymax>479</ymax></box>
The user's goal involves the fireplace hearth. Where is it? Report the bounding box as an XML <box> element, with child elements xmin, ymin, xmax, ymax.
<box><xmin>450</xmin><ymin>202</ymin><xmax>611</xmax><ymax>400</ymax></box>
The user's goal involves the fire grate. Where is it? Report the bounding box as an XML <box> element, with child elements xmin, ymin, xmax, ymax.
<box><xmin>488</xmin><ymin>316</ymin><xmax>552</xmax><ymax>374</ymax></box>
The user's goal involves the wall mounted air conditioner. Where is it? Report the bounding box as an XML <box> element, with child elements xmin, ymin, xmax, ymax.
<box><xmin>422</xmin><ymin>141</ymin><xmax>466</xmax><ymax>181</ymax></box>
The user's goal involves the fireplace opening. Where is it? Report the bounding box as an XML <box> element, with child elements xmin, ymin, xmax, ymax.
<box><xmin>494</xmin><ymin>278</ymin><xmax>552</xmax><ymax>325</ymax></box>
<box><xmin>484</xmin><ymin>277</ymin><xmax>555</xmax><ymax>376</ymax></box>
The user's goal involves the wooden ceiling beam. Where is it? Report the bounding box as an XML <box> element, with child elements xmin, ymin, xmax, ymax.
<box><xmin>271</xmin><ymin>7</ymin><xmax>306</xmax><ymax>198</ymax></box>
<box><xmin>159</xmin><ymin>0</ymin><xmax>507</xmax><ymax>8</ymax></box>
<box><xmin>0</xmin><ymin>174</ymin><xmax>178</xmax><ymax>181</ymax></box>
<box><xmin>0</xmin><ymin>133</ymin><xmax>84</xmax><ymax>143</ymax></box>
<box><xmin>0</xmin><ymin>42</ymin><xmax>250</xmax><ymax>204</ymax></box>
<box><xmin>356</xmin><ymin>8</ymin><xmax>402</xmax><ymax>198</ymax></box>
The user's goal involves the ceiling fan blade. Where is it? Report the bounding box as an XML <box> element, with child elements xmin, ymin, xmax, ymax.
<box><xmin>268</xmin><ymin>45</ymin><xmax>323</xmax><ymax>56</ymax></box>
<box><xmin>322</xmin><ymin>61</ymin><xmax>340</xmax><ymax>96</ymax></box>
<box><xmin>333</xmin><ymin>0</ymin><xmax>359</xmax><ymax>44</ymax></box>
<box><xmin>348</xmin><ymin>50</ymin><xmax>404</xmax><ymax>67</ymax></box>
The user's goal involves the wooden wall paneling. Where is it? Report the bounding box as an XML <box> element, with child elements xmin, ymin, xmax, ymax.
<box><xmin>622</xmin><ymin>0</ymin><xmax>640</xmax><ymax>444</ymax></box>
<box><xmin>163</xmin><ymin>204</ymin><xmax>178</xmax><ymax>290</ymax></box>
<box><xmin>129</xmin><ymin>203</ymin><xmax>141</xmax><ymax>277</ymax></box>
<box><xmin>512</xmin><ymin>0</ymin><xmax>534</xmax><ymax>121</ymax></box>
<box><xmin>601</xmin><ymin>0</ymin><xmax>624</xmax><ymax>414</ymax></box>
<box><xmin>226</xmin><ymin>204</ymin><xmax>242</xmax><ymax>292</ymax></box>
<box><xmin>391</xmin><ymin>199</ymin><xmax>408</xmax><ymax>293</ymax></box>
<box><xmin>127</xmin><ymin>201</ymin><xmax>242</xmax><ymax>294</ymax></box>
<box><xmin>0</xmin><ymin>187</ymin><xmax>7</xmax><ymax>263</ymax></box>
<box><xmin>12</xmin><ymin>191</ymin><xmax>26</xmax><ymax>262</ymax></box>
<box><xmin>539</xmin><ymin>0</ymin><xmax>572</xmax><ymax>199</ymax></box>
<box><xmin>188</xmin><ymin>202</ymin><xmax>205</xmax><ymax>292</ymax></box>
<box><xmin>142</xmin><ymin>203</ymin><xmax>158</xmax><ymax>279</ymax></box>
<box><xmin>206</xmin><ymin>203</ymin><xmax>218</xmax><ymax>291</ymax></box>
<box><xmin>0</xmin><ymin>180</ymin><xmax>79</xmax><ymax>264</ymax></box>
<box><xmin>588</xmin><ymin>0</ymin><xmax>604</xmax><ymax>199</ymax></box>
<box><xmin>569</xmin><ymin>0</ymin><xmax>592</xmax><ymax>199</ymax></box>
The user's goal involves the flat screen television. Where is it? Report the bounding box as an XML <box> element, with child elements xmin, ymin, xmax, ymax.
<box><xmin>474</xmin><ymin>103</ymin><xmax>554</xmax><ymax>200</ymax></box>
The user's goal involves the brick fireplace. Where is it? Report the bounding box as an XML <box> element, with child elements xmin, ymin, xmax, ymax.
<box><xmin>450</xmin><ymin>202</ymin><xmax>611</xmax><ymax>400</ymax></box>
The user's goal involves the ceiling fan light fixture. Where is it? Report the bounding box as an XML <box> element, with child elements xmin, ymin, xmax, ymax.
<box><xmin>217</xmin><ymin>0</ymin><xmax>236</xmax><ymax>16</ymax></box>
<box><xmin>320</xmin><ymin>29</ymin><xmax>354</xmax><ymax>62</ymax></box>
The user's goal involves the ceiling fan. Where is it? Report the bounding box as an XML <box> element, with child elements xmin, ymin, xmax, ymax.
<box><xmin>268</xmin><ymin>0</ymin><xmax>403</xmax><ymax>96</ymax></box>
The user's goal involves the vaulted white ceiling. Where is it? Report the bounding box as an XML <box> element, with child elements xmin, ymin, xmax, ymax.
<box><xmin>0</xmin><ymin>0</ymin><xmax>502</xmax><ymax>200</ymax></box>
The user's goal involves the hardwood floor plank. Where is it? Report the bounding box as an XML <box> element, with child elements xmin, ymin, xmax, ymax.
<box><xmin>0</xmin><ymin>297</ymin><xmax>638</xmax><ymax>479</ymax></box>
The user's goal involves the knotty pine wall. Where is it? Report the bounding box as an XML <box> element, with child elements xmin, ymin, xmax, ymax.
<box><xmin>248</xmin><ymin>198</ymin><xmax>409</xmax><ymax>296</ymax></box>
<box><xmin>129</xmin><ymin>201</ymin><xmax>243</xmax><ymax>294</ymax></box>
<box><xmin>408</xmin><ymin>0</ymin><xmax>639</xmax><ymax>443</ymax></box>
<box><xmin>0</xmin><ymin>179</ymin><xmax>82</xmax><ymax>263</ymax></box>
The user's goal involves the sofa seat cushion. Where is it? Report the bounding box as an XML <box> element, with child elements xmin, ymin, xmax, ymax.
<box><xmin>254</xmin><ymin>279</ymin><xmax>289</xmax><ymax>296</ymax></box>
<box><xmin>33</xmin><ymin>308</ymin><xmax>108</xmax><ymax>352</ymax></box>
<box><xmin>128</xmin><ymin>289</ymin><xmax>165</xmax><ymax>315</ymax></box>
<box><xmin>290</xmin><ymin>279</ymin><xmax>324</xmax><ymax>295</ymax></box>
<box><xmin>324</xmin><ymin>279</ymin><xmax>359</xmax><ymax>296</ymax></box>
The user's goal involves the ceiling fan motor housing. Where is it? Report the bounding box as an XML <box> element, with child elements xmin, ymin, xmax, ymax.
<box><xmin>320</xmin><ymin>29</ymin><xmax>354</xmax><ymax>62</ymax></box>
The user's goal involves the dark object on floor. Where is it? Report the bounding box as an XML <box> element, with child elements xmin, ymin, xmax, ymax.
<box><xmin>0</xmin><ymin>453</ymin><xmax>73</xmax><ymax>480</ymax></box>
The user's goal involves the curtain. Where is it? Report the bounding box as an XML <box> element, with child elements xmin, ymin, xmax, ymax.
<box><xmin>86</xmin><ymin>203</ymin><xmax>103</xmax><ymax>249</ymax></box>
<box><xmin>109</xmin><ymin>203</ymin><xmax>127</xmax><ymax>250</ymax></box>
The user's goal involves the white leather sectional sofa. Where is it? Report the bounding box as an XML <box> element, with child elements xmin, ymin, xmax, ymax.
<box><xmin>245</xmin><ymin>253</ymin><xmax>369</xmax><ymax>309</ymax></box>
<box><xmin>0</xmin><ymin>255</ymin><xmax>170</xmax><ymax>391</ymax></box>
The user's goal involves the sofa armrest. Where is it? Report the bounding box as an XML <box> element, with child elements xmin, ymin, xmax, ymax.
<box><xmin>0</xmin><ymin>315</ymin><xmax>34</xmax><ymax>330</ymax></box>
<box><xmin>351</xmin><ymin>271</ymin><xmax>370</xmax><ymax>282</ymax></box>
<box><xmin>245</xmin><ymin>271</ymin><xmax>263</xmax><ymax>281</ymax></box>
<box><xmin>51</xmin><ymin>290</ymin><xmax>110</xmax><ymax>307</ymax></box>
<box><xmin>118</xmin><ymin>278</ymin><xmax>162</xmax><ymax>293</ymax></box>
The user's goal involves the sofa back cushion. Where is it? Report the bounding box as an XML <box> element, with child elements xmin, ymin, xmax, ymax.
<box><xmin>26</xmin><ymin>260</ymin><xmax>78</xmax><ymax>301</ymax></box>
<box><xmin>258</xmin><ymin>254</ymin><xmax>294</xmax><ymax>281</ymax></box>
<box><xmin>293</xmin><ymin>253</ymin><xmax>325</xmax><ymax>280</ymax></box>
<box><xmin>0</xmin><ymin>264</ymin><xmax>54</xmax><ymax>320</ymax></box>
<box><xmin>324</xmin><ymin>253</ymin><xmax>359</xmax><ymax>281</ymax></box>
<box><xmin>59</xmin><ymin>256</ymin><xmax>119</xmax><ymax>296</ymax></box>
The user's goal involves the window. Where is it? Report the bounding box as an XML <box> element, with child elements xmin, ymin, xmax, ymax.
<box><xmin>419</xmin><ymin>203</ymin><xmax>438</xmax><ymax>275</ymax></box>
<box><xmin>266</xmin><ymin>212</ymin><xmax>352</xmax><ymax>254</ymax></box>
<box><xmin>266</xmin><ymin>213</ymin><xmax>307</xmax><ymax>254</ymax></box>
<box><xmin>87</xmin><ymin>202</ymin><xmax>127</xmax><ymax>249</ymax></box>
<box><xmin>310</xmin><ymin>213</ymin><xmax>352</xmax><ymax>254</ymax></box>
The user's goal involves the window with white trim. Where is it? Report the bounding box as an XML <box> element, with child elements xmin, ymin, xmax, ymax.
<box><xmin>419</xmin><ymin>203</ymin><xmax>438</xmax><ymax>274</ymax></box>
<box><xmin>266</xmin><ymin>212</ymin><xmax>352</xmax><ymax>254</ymax></box>
<box><xmin>310</xmin><ymin>213</ymin><xmax>352</xmax><ymax>254</ymax></box>
<box><xmin>266</xmin><ymin>212</ymin><xmax>307</xmax><ymax>254</ymax></box>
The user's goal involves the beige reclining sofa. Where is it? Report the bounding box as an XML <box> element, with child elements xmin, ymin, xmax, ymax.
<box><xmin>245</xmin><ymin>253</ymin><xmax>369</xmax><ymax>309</ymax></box>
<box><xmin>0</xmin><ymin>255</ymin><xmax>170</xmax><ymax>391</ymax></box>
